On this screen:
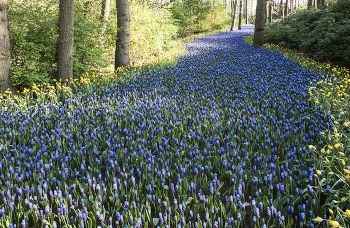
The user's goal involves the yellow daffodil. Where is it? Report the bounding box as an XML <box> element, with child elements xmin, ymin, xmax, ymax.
<box><xmin>321</xmin><ymin>148</ymin><xmax>326</xmax><ymax>153</ymax></box>
<box><xmin>329</xmin><ymin>220</ymin><xmax>341</xmax><ymax>227</ymax></box>
<box><xmin>342</xmin><ymin>160</ymin><xmax>346</xmax><ymax>166</ymax></box>
<box><xmin>313</xmin><ymin>217</ymin><xmax>323</xmax><ymax>222</ymax></box>
<box><xmin>344</xmin><ymin>169</ymin><xmax>350</xmax><ymax>175</ymax></box>
<box><xmin>329</xmin><ymin>209</ymin><xmax>334</xmax><ymax>215</ymax></box>
<box><xmin>335</xmin><ymin>143</ymin><xmax>341</xmax><ymax>148</ymax></box>
<box><xmin>328</xmin><ymin>145</ymin><xmax>334</xmax><ymax>150</ymax></box>
<box><xmin>309</xmin><ymin>145</ymin><xmax>316</xmax><ymax>151</ymax></box>
<box><xmin>329</xmin><ymin>172</ymin><xmax>334</xmax><ymax>175</ymax></box>
<box><xmin>339</xmin><ymin>152</ymin><xmax>345</xmax><ymax>156</ymax></box>
<box><xmin>346</xmin><ymin>209</ymin><xmax>350</xmax><ymax>218</ymax></box>
<box><xmin>317</xmin><ymin>170</ymin><xmax>322</xmax><ymax>175</ymax></box>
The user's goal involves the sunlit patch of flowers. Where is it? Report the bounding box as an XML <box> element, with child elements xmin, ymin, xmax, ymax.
<box><xmin>0</xmin><ymin>26</ymin><xmax>335</xmax><ymax>227</ymax></box>
<box><xmin>244</xmin><ymin>34</ymin><xmax>350</xmax><ymax>228</ymax></box>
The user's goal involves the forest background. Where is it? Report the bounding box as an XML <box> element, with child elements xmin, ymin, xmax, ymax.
<box><xmin>7</xmin><ymin>0</ymin><xmax>238</xmax><ymax>91</ymax></box>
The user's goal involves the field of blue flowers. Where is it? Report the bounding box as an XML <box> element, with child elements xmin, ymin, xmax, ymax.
<box><xmin>0</xmin><ymin>26</ymin><xmax>333</xmax><ymax>227</ymax></box>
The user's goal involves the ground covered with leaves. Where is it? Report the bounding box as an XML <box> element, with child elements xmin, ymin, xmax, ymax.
<box><xmin>0</xmin><ymin>26</ymin><xmax>343</xmax><ymax>228</ymax></box>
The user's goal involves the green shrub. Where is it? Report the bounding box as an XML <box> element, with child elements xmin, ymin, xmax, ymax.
<box><xmin>264</xmin><ymin>0</ymin><xmax>350</xmax><ymax>69</ymax></box>
<box><xmin>128</xmin><ymin>2</ymin><xmax>178</xmax><ymax>66</ymax></box>
<box><xmin>8</xmin><ymin>1</ymin><xmax>58</xmax><ymax>89</ymax></box>
<box><xmin>169</xmin><ymin>0</ymin><xmax>230</xmax><ymax>37</ymax></box>
<box><xmin>8</xmin><ymin>0</ymin><xmax>112</xmax><ymax>90</ymax></box>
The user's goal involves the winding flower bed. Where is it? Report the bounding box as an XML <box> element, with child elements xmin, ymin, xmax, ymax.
<box><xmin>0</xmin><ymin>26</ymin><xmax>336</xmax><ymax>227</ymax></box>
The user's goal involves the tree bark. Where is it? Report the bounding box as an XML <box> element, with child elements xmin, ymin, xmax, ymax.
<box><xmin>245</xmin><ymin>0</ymin><xmax>248</xmax><ymax>24</ymax></box>
<box><xmin>284</xmin><ymin>0</ymin><xmax>288</xmax><ymax>17</ymax></box>
<box><xmin>268</xmin><ymin>1</ymin><xmax>272</xmax><ymax>23</ymax></box>
<box><xmin>317</xmin><ymin>0</ymin><xmax>324</xmax><ymax>8</ymax></box>
<box><xmin>280</xmin><ymin>0</ymin><xmax>284</xmax><ymax>18</ymax></box>
<box><xmin>101</xmin><ymin>0</ymin><xmax>111</xmax><ymax>21</ymax></box>
<box><xmin>115</xmin><ymin>0</ymin><xmax>130</xmax><ymax>69</ymax></box>
<box><xmin>238</xmin><ymin>0</ymin><xmax>242</xmax><ymax>30</ymax></box>
<box><xmin>253</xmin><ymin>0</ymin><xmax>266</xmax><ymax>47</ymax></box>
<box><xmin>230</xmin><ymin>0</ymin><xmax>238</xmax><ymax>31</ymax></box>
<box><xmin>101</xmin><ymin>0</ymin><xmax>111</xmax><ymax>36</ymax></box>
<box><xmin>57</xmin><ymin>0</ymin><xmax>74</xmax><ymax>85</ymax></box>
<box><xmin>0</xmin><ymin>0</ymin><xmax>14</xmax><ymax>93</ymax></box>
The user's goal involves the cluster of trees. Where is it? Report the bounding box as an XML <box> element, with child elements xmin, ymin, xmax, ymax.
<box><xmin>0</xmin><ymin>0</ymin><xmax>330</xmax><ymax>93</ymax></box>
<box><xmin>253</xmin><ymin>0</ymin><xmax>326</xmax><ymax>47</ymax></box>
<box><xmin>0</xmin><ymin>0</ymin><xmax>131</xmax><ymax>93</ymax></box>
<box><xmin>0</xmin><ymin>0</ymin><xmax>233</xmax><ymax>94</ymax></box>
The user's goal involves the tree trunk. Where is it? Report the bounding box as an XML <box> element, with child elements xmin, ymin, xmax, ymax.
<box><xmin>245</xmin><ymin>0</ymin><xmax>248</xmax><ymax>24</ymax></box>
<box><xmin>238</xmin><ymin>0</ymin><xmax>242</xmax><ymax>30</ymax></box>
<box><xmin>268</xmin><ymin>1</ymin><xmax>272</xmax><ymax>23</ymax></box>
<box><xmin>0</xmin><ymin>0</ymin><xmax>13</xmax><ymax>93</ymax></box>
<box><xmin>284</xmin><ymin>0</ymin><xmax>288</xmax><ymax>17</ymax></box>
<box><xmin>253</xmin><ymin>0</ymin><xmax>266</xmax><ymax>47</ymax></box>
<box><xmin>115</xmin><ymin>0</ymin><xmax>130</xmax><ymax>69</ymax></box>
<box><xmin>230</xmin><ymin>0</ymin><xmax>238</xmax><ymax>31</ymax></box>
<box><xmin>101</xmin><ymin>0</ymin><xmax>111</xmax><ymax>21</ymax></box>
<box><xmin>101</xmin><ymin>0</ymin><xmax>111</xmax><ymax>36</ymax></box>
<box><xmin>317</xmin><ymin>0</ymin><xmax>324</xmax><ymax>8</ymax></box>
<box><xmin>281</xmin><ymin>0</ymin><xmax>284</xmax><ymax>18</ymax></box>
<box><xmin>57</xmin><ymin>0</ymin><xmax>74</xmax><ymax>85</ymax></box>
<box><xmin>307</xmin><ymin>0</ymin><xmax>312</xmax><ymax>9</ymax></box>
<box><xmin>265</xmin><ymin>2</ymin><xmax>268</xmax><ymax>23</ymax></box>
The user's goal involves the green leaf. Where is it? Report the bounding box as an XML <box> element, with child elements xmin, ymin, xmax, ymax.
<box><xmin>153</xmin><ymin>218</ymin><xmax>159</xmax><ymax>226</ymax></box>
<box><xmin>109</xmin><ymin>196</ymin><xmax>115</xmax><ymax>204</ymax></box>
<box><xmin>185</xmin><ymin>197</ymin><xmax>193</xmax><ymax>205</ymax></box>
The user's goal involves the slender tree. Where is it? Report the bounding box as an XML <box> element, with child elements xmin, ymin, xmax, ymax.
<box><xmin>238</xmin><ymin>0</ymin><xmax>242</xmax><ymax>30</ymax></box>
<box><xmin>281</xmin><ymin>0</ymin><xmax>284</xmax><ymax>17</ymax></box>
<box><xmin>230</xmin><ymin>0</ymin><xmax>238</xmax><ymax>31</ymax></box>
<box><xmin>57</xmin><ymin>0</ymin><xmax>74</xmax><ymax>85</ymax></box>
<box><xmin>115</xmin><ymin>0</ymin><xmax>130</xmax><ymax>69</ymax></box>
<box><xmin>268</xmin><ymin>1</ymin><xmax>272</xmax><ymax>23</ymax></box>
<box><xmin>0</xmin><ymin>0</ymin><xmax>13</xmax><ymax>93</ymax></box>
<box><xmin>101</xmin><ymin>0</ymin><xmax>111</xmax><ymax>21</ymax></box>
<box><xmin>317</xmin><ymin>0</ymin><xmax>324</xmax><ymax>8</ymax></box>
<box><xmin>284</xmin><ymin>0</ymin><xmax>288</xmax><ymax>16</ymax></box>
<box><xmin>253</xmin><ymin>0</ymin><xmax>266</xmax><ymax>47</ymax></box>
<box><xmin>101</xmin><ymin>0</ymin><xmax>111</xmax><ymax>36</ymax></box>
<box><xmin>245</xmin><ymin>0</ymin><xmax>248</xmax><ymax>24</ymax></box>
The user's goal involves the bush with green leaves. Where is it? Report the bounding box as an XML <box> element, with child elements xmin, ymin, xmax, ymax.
<box><xmin>264</xmin><ymin>0</ymin><xmax>350</xmax><ymax>69</ymax></box>
<box><xmin>170</xmin><ymin>0</ymin><xmax>230</xmax><ymax>37</ymax></box>
<box><xmin>8</xmin><ymin>0</ymin><xmax>113</xmax><ymax>90</ymax></box>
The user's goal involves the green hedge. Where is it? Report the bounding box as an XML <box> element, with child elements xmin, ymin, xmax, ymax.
<box><xmin>264</xmin><ymin>0</ymin><xmax>350</xmax><ymax>69</ymax></box>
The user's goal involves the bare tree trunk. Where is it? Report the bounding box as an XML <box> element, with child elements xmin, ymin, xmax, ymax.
<box><xmin>307</xmin><ymin>0</ymin><xmax>312</xmax><ymax>9</ymax></box>
<box><xmin>265</xmin><ymin>1</ymin><xmax>268</xmax><ymax>23</ymax></box>
<box><xmin>284</xmin><ymin>0</ymin><xmax>288</xmax><ymax>16</ymax></box>
<box><xmin>238</xmin><ymin>0</ymin><xmax>242</xmax><ymax>30</ymax></box>
<box><xmin>230</xmin><ymin>0</ymin><xmax>238</xmax><ymax>31</ymax></box>
<box><xmin>245</xmin><ymin>0</ymin><xmax>248</xmax><ymax>24</ymax></box>
<box><xmin>101</xmin><ymin>0</ymin><xmax>111</xmax><ymax>21</ymax></box>
<box><xmin>281</xmin><ymin>0</ymin><xmax>284</xmax><ymax>18</ymax></box>
<box><xmin>115</xmin><ymin>0</ymin><xmax>130</xmax><ymax>69</ymax></box>
<box><xmin>317</xmin><ymin>0</ymin><xmax>324</xmax><ymax>8</ymax></box>
<box><xmin>268</xmin><ymin>1</ymin><xmax>272</xmax><ymax>23</ymax></box>
<box><xmin>101</xmin><ymin>0</ymin><xmax>111</xmax><ymax>36</ymax></box>
<box><xmin>57</xmin><ymin>0</ymin><xmax>74</xmax><ymax>85</ymax></box>
<box><xmin>253</xmin><ymin>0</ymin><xmax>266</xmax><ymax>47</ymax></box>
<box><xmin>0</xmin><ymin>0</ymin><xmax>14</xmax><ymax>93</ymax></box>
